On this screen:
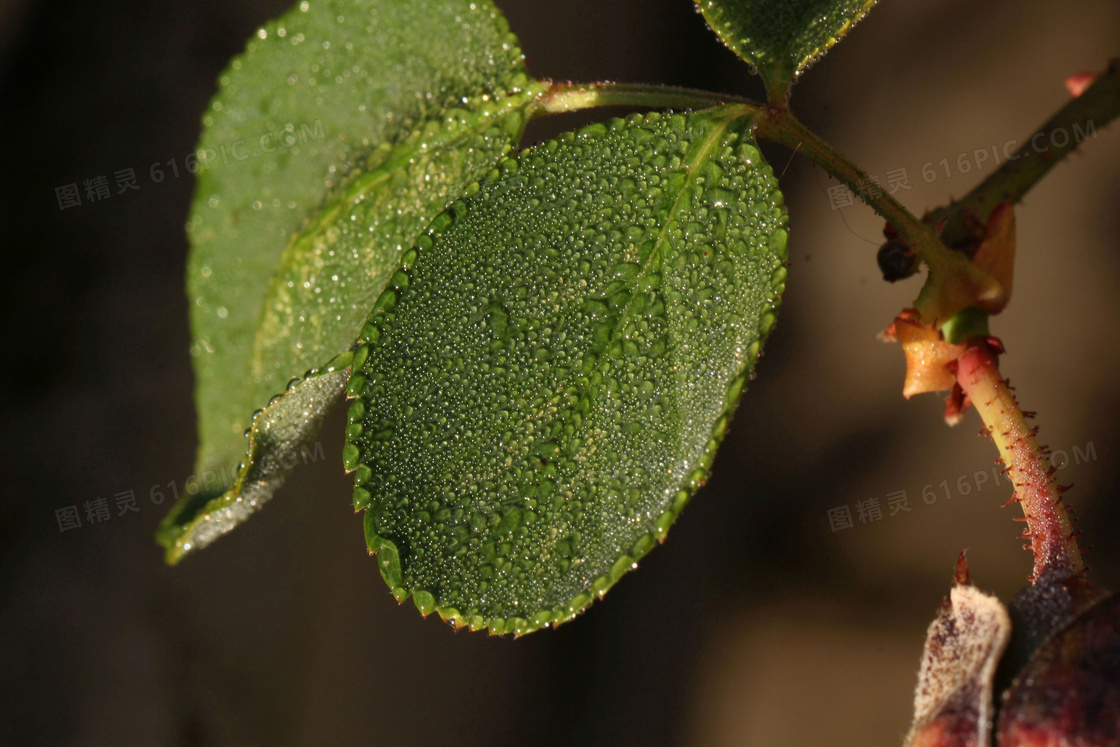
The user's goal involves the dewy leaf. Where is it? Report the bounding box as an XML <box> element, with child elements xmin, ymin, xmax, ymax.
<box><xmin>167</xmin><ymin>0</ymin><xmax>542</xmax><ymax>561</ymax></box>
<box><xmin>345</xmin><ymin>107</ymin><xmax>789</xmax><ymax>635</ymax></box>
<box><xmin>251</xmin><ymin>91</ymin><xmax>542</xmax><ymax>413</ymax></box>
<box><xmin>695</xmin><ymin>0</ymin><xmax>878</xmax><ymax>103</ymax></box>
<box><xmin>158</xmin><ymin>365</ymin><xmax>350</xmax><ymax>563</ymax></box>
<box><xmin>190</xmin><ymin>0</ymin><xmax>535</xmax><ymax>475</ymax></box>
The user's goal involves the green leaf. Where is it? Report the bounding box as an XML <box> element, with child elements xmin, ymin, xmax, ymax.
<box><xmin>346</xmin><ymin>107</ymin><xmax>789</xmax><ymax>635</ymax></box>
<box><xmin>251</xmin><ymin>91</ymin><xmax>542</xmax><ymax>416</ymax></box>
<box><xmin>189</xmin><ymin>0</ymin><xmax>538</xmax><ymax>473</ymax></box>
<box><xmin>695</xmin><ymin>0</ymin><xmax>878</xmax><ymax>103</ymax></box>
<box><xmin>168</xmin><ymin>0</ymin><xmax>543</xmax><ymax>560</ymax></box>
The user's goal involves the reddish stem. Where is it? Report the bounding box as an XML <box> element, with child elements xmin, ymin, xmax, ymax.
<box><xmin>955</xmin><ymin>342</ymin><xmax>1083</xmax><ymax>581</ymax></box>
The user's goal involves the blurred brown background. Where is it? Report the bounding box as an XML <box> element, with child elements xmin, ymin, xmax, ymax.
<box><xmin>1</xmin><ymin>0</ymin><xmax>1118</xmax><ymax>744</ymax></box>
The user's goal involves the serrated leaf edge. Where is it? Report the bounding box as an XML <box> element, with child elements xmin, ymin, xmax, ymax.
<box><xmin>344</xmin><ymin>108</ymin><xmax>790</xmax><ymax>635</ymax></box>
<box><xmin>170</xmin><ymin>89</ymin><xmax>547</xmax><ymax>565</ymax></box>
<box><xmin>696</xmin><ymin>0</ymin><xmax>877</xmax><ymax>103</ymax></box>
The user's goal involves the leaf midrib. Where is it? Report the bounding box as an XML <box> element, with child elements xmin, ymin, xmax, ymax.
<box><xmin>498</xmin><ymin>107</ymin><xmax>745</xmax><ymax>511</ymax></box>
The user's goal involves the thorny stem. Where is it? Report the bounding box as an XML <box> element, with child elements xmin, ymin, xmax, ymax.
<box><xmin>956</xmin><ymin>342</ymin><xmax>1084</xmax><ymax>581</ymax></box>
<box><xmin>928</xmin><ymin>59</ymin><xmax>1120</xmax><ymax>250</ymax></box>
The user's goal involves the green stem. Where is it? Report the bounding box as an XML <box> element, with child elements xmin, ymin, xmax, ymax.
<box><xmin>532</xmin><ymin>81</ymin><xmax>762</xmax><ymax>117</ymax></box>
<box><xmin>754</xmin><ymin>110</ymin><xmax>1001</xmax><ymax>324</ymax></box>
<box><xmin>928</xmin><ymin>60</ymin><xmax>1120</xmax><ymax>250</ymax></box>
<box><xmin>756</xmin><ymin>111</ymin><xmax>928</xmax><ymax>244</ymax></box>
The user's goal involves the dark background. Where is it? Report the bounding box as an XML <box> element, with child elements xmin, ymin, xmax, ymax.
<box><xmin>2</xmin><ymin>0</ymin><xmax>1118</xmax><ymax>744</ymax></box>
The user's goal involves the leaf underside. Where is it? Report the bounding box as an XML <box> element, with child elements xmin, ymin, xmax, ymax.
<box><xmin>165</xmin><ymin>0</ymin><xmax>540</xmax><ymax>560</ymax></box>
<box><xmin>159</xmin><ymin>367</ymin><xmax>349</xmax><ymax>563</ymax></box>
<box><xmin>346</xmin><ymin>107</ymin><xmax>789</xmax><ymax>635</ymax></box>
<box><xmin>695</xmin><ymin>0</ymin><xmax>877</xmax><ymax>102</ymax></box>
